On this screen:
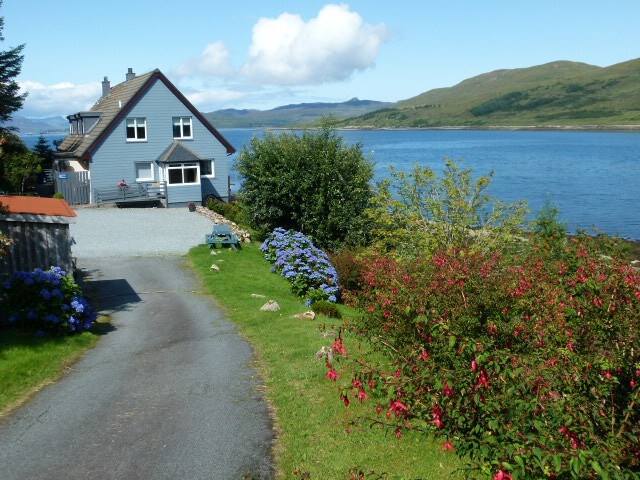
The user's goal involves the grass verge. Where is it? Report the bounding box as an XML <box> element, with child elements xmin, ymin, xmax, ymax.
<box><xmin>0</xmin><ymin>319</ymin><xmax>111</xmax><ymax>415</ymax></box>
<box><xmin>188</xmin><ymin>243</ymin><xmax>462</xmax><ymax>479</ymax></box>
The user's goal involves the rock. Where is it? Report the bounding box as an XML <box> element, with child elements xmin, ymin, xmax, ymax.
<box><xmin>315</xmin><ymin>346</ymin><xmax>334</xmax><ymax>360</ymax></box>
<box><xmin>210</xmin><ymin>264</ymin><xmax>220</xmax><ymax>271</ymax></box>
<box><xmin>260</xmin><ymin>300</ymin><xmax>280</xmax><ymax>312</ymax></box>
<box><xmin>321</xmin><ymin>330</ymin><xmax>337</xmax><ymax>338</ymax></box>
<box><xmin>210</xmin><ymin>250</ymin><xmax>218</xmax><ymax>255</ymax></box>
<box><xmin>293</xmin><ymin>311</ymin><xmax>316</xmax><ymax>320</ymax></box>
<box><xmin>251</xmin><ymin>294</ymin><xmax>266</xmax><ymax>298</ymax></box>
<box><xmin>631</xmin><ymin>260</ymin><xmax>640</xmax><ymax>266</ymax></box>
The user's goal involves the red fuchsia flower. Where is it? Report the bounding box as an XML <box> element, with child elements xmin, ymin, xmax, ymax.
<box><xmin>441</xmin><ymin>440</ymin><xmax>455</xmax><ymax>452</ymax></box>
<box><xmin>477</xmin><ymin>371</ymin><xmax>490</xmax><ymax>388</ymax></box>
<box><xmin>376</xmin><ymin>405</ymin><xmax>383</xmax><ymax>415</ymax></box>
<box><xmin>357</xmin><ymin>389</ymin><xmax>369</xmax><ymax>402</ymax></box>
<box><xmin>332</xmin><ymin>338</ymin><xmax>348</xmax><ymax>355</ymax></box>
<box><xmin>389</xmin><ymin>399</ymin><xmax>408</xmax><ymax>417</ymax></box>
<box><xmin>326</xmin><ymin>369</ymin><xmax>339</xmax><ymax>381</ymax></box>
<box><xmin>394</xmin><ymin>428</ymin><xmax>403</xmax><ymax>439</ymax></box>
<box><xmin>471</xmin><ymin>359</ymin><xmax>478</xmax><ymax>372</ymax></box>
<box><xmin>420</xmin><ymin>351</ymin><xmax>430</xmax><ymax>361</ymax></box>
<box><xmin>430</xmin><ymin>405</ymin><xmax>443</xmax><ymax>429</ymax></box>
<box><xmin>442</xmin><ymin>382</ymin><xmax>455</xmax><ymax>396</ymax></box>
<box><xmin>493</xmin><ymin>469</ymin><xmax>513</xmax><ymax>480</ymax></box>
<box><xmin>341</xmin><ymin>394</ymin><xmax>350</xmax><ymax>407</ymax></box>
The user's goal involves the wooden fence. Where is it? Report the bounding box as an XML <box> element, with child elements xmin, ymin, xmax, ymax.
<box><xmin>55</xmin><ymin>171</ymin><xmax>90</xmax><ymax>206</ymax></box>
<box><xmin>0</xmin><ymin>215</ymin><xmax>74</xmax><ymax>277</ymax></box>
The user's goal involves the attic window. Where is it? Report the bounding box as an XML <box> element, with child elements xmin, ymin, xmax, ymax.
<box><xmin>172</xmin><ymin>117</ymin><xmax>192</xmax><ymax>139</ymax></box>
<box><xmin>126</xmin><ymin>117</ymin><xmax>147</xmax><ymax>141</ymax></box>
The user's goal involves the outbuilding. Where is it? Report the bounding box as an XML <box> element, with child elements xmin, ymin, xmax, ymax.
<box><xmin>0</xmin><ymin>196</ymin><xmax>76</xmax><ymax>276</ymax></box>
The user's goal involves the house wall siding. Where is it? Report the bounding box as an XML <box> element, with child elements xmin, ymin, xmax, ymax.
<box><xmin>90</xmin><ymin>79</ymin><xmax>230</xmax><ymax>204</ymax></box>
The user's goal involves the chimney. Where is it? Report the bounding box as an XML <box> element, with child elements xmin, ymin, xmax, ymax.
<box><xmin>101</xmin><ymin>76</ymin><xmax>110</xmax><ymax>97</ymax></box>
<box><xmin>126</xmin><ymin>68</ymin><xmax>136</xmax><ymax>81</ymax></box>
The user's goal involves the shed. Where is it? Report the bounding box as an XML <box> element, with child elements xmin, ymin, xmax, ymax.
<box><xmin>0</xmin><ymin>196</ymin><xmax>77</xmax><ymax>277</ymax></box>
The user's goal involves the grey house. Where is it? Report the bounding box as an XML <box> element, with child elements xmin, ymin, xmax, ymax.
<box><xmin>55</xmin><ymin>68</ymin><xmax>235</xmax><ymax>206</ymax></box>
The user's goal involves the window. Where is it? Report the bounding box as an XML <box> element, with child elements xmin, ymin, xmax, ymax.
<box><xmin>172</xmin><ymin>117</ymin><xmax>192</xmax><ymax>139</ymax></box>
<box><xmin>200</xmin><ymin>159</ymin><xmax>214</xmax><ymax>177</ymax></box>
<box><xmin>167</xmin><ymin>162</ymin><xmax>199</xmax><ymax>185</ymax></box>
<box><xmin>126</xmin><ymin>117</ymin><xmax>147</xmax><ymax>141</ymax></box>
<box><xmin>135</xmin><ymin>162</ymin><xmax>154</xmax><ymax>181</ymax></box>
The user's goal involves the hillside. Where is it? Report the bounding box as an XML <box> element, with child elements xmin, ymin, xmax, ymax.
<box><xmin>2</xmin><ymin>115</ymin><xmax>68</xmax><ymax>134</ymax></box>
<box><xmin>203</xmin><ymin>97</ymin><xmax>393</xmax><ymax>128</ymax></box>
<box><xmin>339</xmin><ymin>59</ymin><xmax>640</xmax><ymax>128</ymax></box>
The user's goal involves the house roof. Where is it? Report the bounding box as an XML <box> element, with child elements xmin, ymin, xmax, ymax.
<box><xmin>157</xmin><ymin>140</ymin><xmax>204</xmax><ymax>164</ymax></box>
<box><xmin>0</xmin><ymin>196</ymin><xmax>77</xmax><ymax>217</ymax></box>
<box><xmin>56</xmin><ymin>69</ymin><xmax>235</xmax><ymax>160</ymax></box>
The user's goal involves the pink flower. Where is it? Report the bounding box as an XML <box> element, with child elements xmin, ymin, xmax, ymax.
<box><xmin>493</xmin><ymin>469</ymin><xmax>513</xmax><ymax>480</ymax></box>
<box><xmin>441</xmin><ymin>440</ymin><xmax>455</xmax><ymax>452</ymax></box>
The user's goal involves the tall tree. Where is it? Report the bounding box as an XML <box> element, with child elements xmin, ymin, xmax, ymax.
<box><xmin>0</xmin><ymin>0</ymin><xmax>26</xmax><ymax>129</ymax></box>
<box><xmin>32</xmin><ymin>134</ymin><xmax>54</xmax><ymax>166</ymax></box>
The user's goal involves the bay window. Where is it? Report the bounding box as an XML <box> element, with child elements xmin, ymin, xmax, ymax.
<box><xmin>167</xmin><ymin>162</ymin><xmax>199</xmax><ymax>185</ymax></box>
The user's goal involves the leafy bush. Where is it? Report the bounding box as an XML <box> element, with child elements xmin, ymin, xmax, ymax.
<box><xmin>335</xmin><ymin>239</ymin><xmax>640</xmax><ymax>479</ymax></box>
<box><xmin>261</xmin><ymin>228</ymin><xmax>340</xmax><ymax>304</ymax></box>
<box><xmin>2</xmin><ymin>266</ymin><xmax>97</xmax><ymax>334</ymax></box>
<box><xmin>311</xmin><ymin>300</ymin><xmax>342</xmax><ymax>319</ymax></box>
<box><xmin>367</xmin><ymin>159</ymin><xmax>528</xmax><ymax>258</ymax></box>
<box><xmin>329</xmin><ymin>248</ymin><xmax>365</xmax><ymax>293</ymax></box>
<box><xmin>235</xmin><ymin>122</ymin><xmax>374</xmax><ymax>250</ymax></box>
<box><xmin>53</xmin><ymin>192</ymin><xmax>64</xmax><ymax>199</ymax></box>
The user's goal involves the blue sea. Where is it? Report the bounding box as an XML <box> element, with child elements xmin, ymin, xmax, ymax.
<box><xmin>23</xmin><ymin>129</ymin><xmax>640</xmax><ymax>240</ymax></box>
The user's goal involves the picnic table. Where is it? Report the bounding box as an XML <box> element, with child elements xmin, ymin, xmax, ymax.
<box><xmin>205</xmin><ymin>224</ymin><xmax>239</xmax><ymax>250</ymax></box>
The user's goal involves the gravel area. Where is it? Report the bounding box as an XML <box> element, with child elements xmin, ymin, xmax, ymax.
<box><xmin>69</xmin><ymin>207</ymin><xmax>215</xmax><ymax>258</ymax></box>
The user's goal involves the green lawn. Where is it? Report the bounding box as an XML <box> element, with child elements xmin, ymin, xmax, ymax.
<box><xmin>0</xmin><ymin>327</ymin><xmax>100</xmax><ymax>415</ymax></box>
<box><xmin>188</xmin><ymin>243</ymin><xmax>462</xmax><ymax>479</ymax></box>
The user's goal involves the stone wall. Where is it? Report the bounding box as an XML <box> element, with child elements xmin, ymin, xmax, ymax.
<box><xmin>195</xmin><ymin>206</ymin><xmax>252</xmax><ymax>243</ymax></box>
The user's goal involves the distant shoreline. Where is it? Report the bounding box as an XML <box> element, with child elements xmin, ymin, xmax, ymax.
<box><xmin>339</xmin><ymin>124</ymin><xmax>640</xmax><ymax>132</ymax></box>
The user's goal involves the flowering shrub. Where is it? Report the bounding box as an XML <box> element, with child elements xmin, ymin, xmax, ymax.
<box><xmin>2</xmin><ymin>266</ymin><xmax>97</xmax><ymax>334</ymax></box>
<box><xmin>261</xmin><ymin>227</ymin><xmax>340</xmax><ymax>304</ymax></box>
<box><xmin>335</xmin><ymin>238</ymin><xmax>640</xmax><ymax>479</ymax></box>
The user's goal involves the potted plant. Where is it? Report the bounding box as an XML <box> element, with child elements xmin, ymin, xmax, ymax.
<box><xmin>188</xmin><ymin>202</ymin><xmax>196</xmax><ymax>212</ymax></box>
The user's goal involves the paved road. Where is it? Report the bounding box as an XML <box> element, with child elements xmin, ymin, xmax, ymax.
<box><xmin>0</xmin><ymin>211</ymin><xmax>275</xmax><ymax>479</ymax></box>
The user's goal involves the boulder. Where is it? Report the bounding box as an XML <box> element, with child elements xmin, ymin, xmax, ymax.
<box><xmin>260</xmin><ymin>300</ymin><xmax>280</xmax><ymax>312</ymax></box>
<box><xmin>293</xmin><ymin>311</ymin><xmax>316</xmax><ymax>320</ymax></box>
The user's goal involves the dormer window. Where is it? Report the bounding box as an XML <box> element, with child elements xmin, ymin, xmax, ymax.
<box><xmin>126</xmin><ymin>117</ymin><xmax>147</xmax><ymax>141</ymax></box>
<box><xmin>172</xmin><ymin>116</ymin><xmax>192</xmax><ymax>139</ymax></box>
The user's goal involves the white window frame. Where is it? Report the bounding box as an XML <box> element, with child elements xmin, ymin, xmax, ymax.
<box><xmin>126</xmin><ymin>117</ymin><xmax>147</xmax><ymax>142</ymax></box>
<box><xmin>167</xmin><ymin>162</ymin><xmax>200</xmax><ymax>186</ymax></box>
<box><xmin>200</xmin><ymin>159</ymin><xmax>215</xmax><ymax>177</ymax></box>
<box><xmin>172</xmin><ymin>116</ymin><xmax>193</xmax><ymax>140</ymax></box>
<box><xmin>135</xmin><ymin>162</ymin><xmax>154</xmax><ymax>182</ymax></box>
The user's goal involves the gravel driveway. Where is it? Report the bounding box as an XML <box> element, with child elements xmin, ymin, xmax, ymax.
<box><xmin>69</xmin><ymin>207</ymin><xmax>215</xmax><ymax>257</ymax></box>
<box><xmin>0</xmin><ymin>207</ymin><xmax>276</xmax><ymax>479</ymax></box>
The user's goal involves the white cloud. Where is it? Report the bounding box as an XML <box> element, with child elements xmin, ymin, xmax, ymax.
<box><xmin>185</xmin><ymin>88</ymin><xmax>246</xmax><ymax>111</ymax></box>
<box><xmin>19</xmin><ymin>81</ymin><xmax>101</xmax><ymax>117</ymax></box>
<box><xmin>173</xmin><ymin>41</ymin><xmax>235</xmax><ymax>78</ymax></box>
<box><xmin>241</xmin><ymin>4</ymin><xmax>389</xmax><ymax>85</ymax></box>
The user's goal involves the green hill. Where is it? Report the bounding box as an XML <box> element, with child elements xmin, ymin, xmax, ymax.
<box><xmin>203</xmin><ymin>98</ymin><xmax>393</xmax><ymax>128</ymax></box>
<box><xmin>339</xmin><ymin>59</ymin><xmax>640</xmax><ymax>128</ymax></box>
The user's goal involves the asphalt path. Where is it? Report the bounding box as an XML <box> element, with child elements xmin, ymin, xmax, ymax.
<box><xmin>0</xmin><ymin>210</ymin><xmax>275</xmax><ymax>479</ymax></box>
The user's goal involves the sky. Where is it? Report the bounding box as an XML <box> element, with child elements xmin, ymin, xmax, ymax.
<box><xmin>3</xmin><ymin>0</ymin><xmax>640</xmax><ymax>118</ymax></box>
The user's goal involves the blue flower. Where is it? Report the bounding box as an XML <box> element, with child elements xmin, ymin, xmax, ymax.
<box><xmin>40</xmin><ymin>288</ymin><xmax>51</xmax><ymax>300</ymax></box>
<box><xmin>328</xmin><ymin>295</ymin><xmax>337</xmax><ymax>303</ymax></box>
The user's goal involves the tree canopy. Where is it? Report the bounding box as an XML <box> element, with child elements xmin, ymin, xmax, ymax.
<box><xmin>0</xmin><ymin>0</ymin><xmax>26</xmax><ymax>129</ymax></box>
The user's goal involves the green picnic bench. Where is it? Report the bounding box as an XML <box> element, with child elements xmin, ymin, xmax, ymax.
<box><xmin>205</xmin><ymin>224</ymin><xmax>239</xmax><ymax>250</ymax></box>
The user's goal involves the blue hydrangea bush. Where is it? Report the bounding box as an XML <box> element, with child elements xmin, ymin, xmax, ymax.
<box><xmin>261</xmin><ymin>228</ymin><xmax>340</xmax><ymax>305</ymax></box>
<box><xmin>2</xmin><ymin>266</ymin><xmax>97</xmax><ymax>335</ymax></box>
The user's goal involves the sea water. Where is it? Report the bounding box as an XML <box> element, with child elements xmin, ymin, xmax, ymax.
<box><xmin>23</xmin><ymin>129</ymin><xmax>640</xmax><ymax>239</ymax></box>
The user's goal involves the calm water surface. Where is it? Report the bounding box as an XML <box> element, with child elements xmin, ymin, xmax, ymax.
<box><xmin>25</xmin><ymin>130</ymin><xmax>640</xmax><ymax>239</ymax></box>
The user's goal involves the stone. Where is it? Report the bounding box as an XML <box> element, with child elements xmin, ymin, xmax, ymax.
<box><xmin>250</xmin><ymin>294</ymin><xmax>266</xmax><ymax>298</ymax></box>
<box><xmin>210</xmin><ymin>250</ymin><xmax>218</xmax><ymax>255</ymax></box>
<box><xmin>321</xmin><ymin>330</ymin><xmax>337</xmax><ymax>338</ymax></box>
<box><xmin>293</xmin><ymin>311</ymin><xmax>316</xmax><ymax>320</ymax></box>
<box><xmin>210</xmin><ymin>264</ymin><xmax>220</xmax><ymax>271</ymax></box>
<box><xmin>260</xmin><ymin>300</ymin><xmax>280</xmax><ymax>312</ymax></box>
<box><xmin>315</xmin><ymin>346</ymin><xmax>334</xmax><ymax>360</ymax></box>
